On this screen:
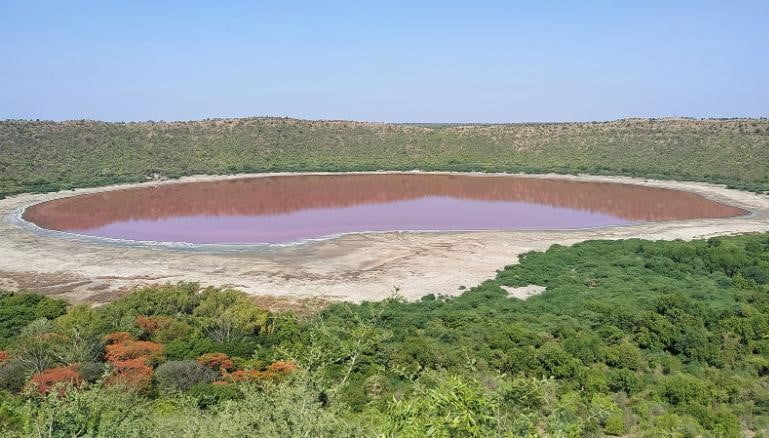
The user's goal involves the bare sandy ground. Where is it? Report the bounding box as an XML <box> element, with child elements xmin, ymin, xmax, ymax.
<box><xmin>1</xmin><ymin>172</ymin><xmax>768</xmax><ymax>305</ymax></box>
<box><xmin>499</xmin><ymin>285</ymin><xmax>547</xmax><ymax>300</ymax></box>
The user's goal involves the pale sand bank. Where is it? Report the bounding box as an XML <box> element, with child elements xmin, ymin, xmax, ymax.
<box><xmin>500</xmin><ymin>285</ymin><xmax>547</xmax><ymax>300</ymax></box>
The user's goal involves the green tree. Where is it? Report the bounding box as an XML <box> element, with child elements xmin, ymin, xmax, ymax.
<box><xmin>382</xmin><ymin>373</ymin><xmax>500</xmax><ymax>437</ymax></box>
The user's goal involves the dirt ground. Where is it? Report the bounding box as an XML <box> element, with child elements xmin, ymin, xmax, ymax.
<box><xmin>2</xmin><ymin>172</ymin><xmax>768</xmax><ymax>306</ymax></box>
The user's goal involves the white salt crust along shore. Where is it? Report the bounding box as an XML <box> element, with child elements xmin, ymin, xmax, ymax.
<box><xmin>1</xmin><ymin>171</ymin><xmax>768</xmax><ymax>304</ymax></box>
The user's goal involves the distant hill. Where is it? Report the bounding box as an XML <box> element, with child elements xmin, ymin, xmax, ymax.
<box><xmin>1</xmin><ymin>117</ymin><xmax>767</xmax><ymax>198</ymax></box>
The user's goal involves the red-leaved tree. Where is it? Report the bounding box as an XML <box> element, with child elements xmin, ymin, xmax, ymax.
<box><xmin>107</xmin><ymin>358</ymin><xmax>153</xmax><ymax>389</ymax></box>
<box><xmin>197</xmin><ymin>352</ymin><xmax>234</xmax><ymax>374</ymax></box>
<box><xmin>102</xmin><ymin>332</ymin><xmax>164</xmax><ymax>390</ymax></box>
<box><xmin>28</xmin><ymin>365</ymin><xmax>84</xmax><ymax>395</ymax></box>
<box><xmin>104</xmin><ymin>339</ymin><xmax>164</xmax><ymax>364</ymax></box>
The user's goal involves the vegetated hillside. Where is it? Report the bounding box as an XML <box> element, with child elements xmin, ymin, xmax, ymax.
<box><xmin>1</xmin><ymin>117</ymin><xmax>768</xmax><ymax>198</ymax></box>
<box><xmin>1</xmin><ymin>233</ymin><xmax>769</xmax><ymax>436</ymax></box>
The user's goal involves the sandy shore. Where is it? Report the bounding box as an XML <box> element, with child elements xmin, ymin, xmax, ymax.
<box><xmin>2</xmin><ymin>172</ymin><xmax>768</xmax><ymax>305</ymax></box>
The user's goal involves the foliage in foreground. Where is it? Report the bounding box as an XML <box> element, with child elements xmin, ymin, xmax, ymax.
<box><xmin>1</xmin><ymin>233</ymin><xmax>769</xmax><ymax>436</ymax></box>
<box><xmin>1</xmin><ymin>117</ymin><xmax>769</xmax><ymax>199</ymax></box>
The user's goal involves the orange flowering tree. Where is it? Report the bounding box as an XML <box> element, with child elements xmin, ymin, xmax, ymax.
<box><xmin>28</xmin><ymin>365</ymin><xmax>83</xmax><ymax>394</ymax></box>
<box><xmin>103</xmin><ymin>331</ymin><xmax>164</xmax><ymax>364</ymax></box>
<box><xmin>104</xmin><ymin>340</ymin><xmax>164</xmax><ymax>364</ymax></box>
<box><xmin>106</xmin><ymin>358</ymin><xmax>153</xmax><ymax>389</ymax></box>
<box><xmin>101</xmin><ymin>332</ymin><xmax>165</xmax><ymax>390</ymax></box>
<box><xmin>197</xmin><ymin>352</ymin><xmax>234</xmax><ymax>374</ymax></box>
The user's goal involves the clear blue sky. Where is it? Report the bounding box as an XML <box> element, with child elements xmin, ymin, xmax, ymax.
<box><xmin>1</xmin><ymin>1</ymin><xmax>765</xmax><ymax>122</ymax></box>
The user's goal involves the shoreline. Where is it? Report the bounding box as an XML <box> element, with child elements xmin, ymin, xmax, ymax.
<box><xmin>2</xmin><ymin>171</ymin><xmax>769</xmax><ymax>304</ymax></box>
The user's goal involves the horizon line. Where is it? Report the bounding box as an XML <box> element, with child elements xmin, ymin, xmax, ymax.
<box><xmin>2</xmin><ymin>115</ymin><xmax>768</xmax><ymax>125</ymax></box>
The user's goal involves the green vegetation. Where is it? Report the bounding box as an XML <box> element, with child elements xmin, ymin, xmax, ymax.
<box><xmin>1</xmin><ymin>117</ymin><xmax>768</xmax><ymax>199</ymax></box>
<box><xmin>2</xmin><ymin>233</ymin><xmax>769</xmax><ymax>436</ymax></box>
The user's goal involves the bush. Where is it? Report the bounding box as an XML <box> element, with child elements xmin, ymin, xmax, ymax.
<box><xmin>0</xmin><ymin>391</ymin><xmax>23</xmax><ymax>432</ymax></box>
<box><xmin>155</xmin><ymin>361</ymin><xmax>215</xmax><ymax>392</ymax></box>
<box><xmin>603</xmin><ymin>341</ymin><xmax>643</xmax><ymax>370</ymax></box>
<box><xmin>662</xmin><ymin>373</ymin><xmax>711</xmax><ymax>406</ymax></box>
<box><xmin>104</xmin><ymin>337</ymin><xmax>164</xmax><ymax>365</ymax></box>
<box><xmin>607</xmin><ymin>368</ymin><xmax>641</xmax><ymax>395</ymax></box>
<box><xmin>382</xmin><ymin>374</ymin><xmax>499</xmax><ymax>437</ymax></box>
<box><xmin>188</xmin><ymin>382</ymin><xmax>242</xmax><ymax>408</ymax></box>
<box><xmin>537</xmin><ymin>342</ymin><xmax>579</xmax><ymax>378</ymax></box>
<box><xmin>28</xmin><ymin>365</ymin><xmax>83</xmax><ymax>394</ymax></box>
<box><xmin>0</xmin><ymin>361</ymin><xmax>31</xmax><ymax>393</ymax></box>
<box><xmin>197</xmin><ymin>352</ymin><xmax>234</xmax><ymax>373</ymax></box>
<box><xmin>604</xmin><ymin>413</ymin><xmax>625</xmax><ymax>435</ymax></box>
<box><xmin>78</xmin><ymin>362</ymin><xmax>107</xmax><ymax>383</ymax></box>
<box><xmin>500</xmin><ymin>377</ymin><xmax>556</xmax><ymax>411</ymax></box>
<box><xmin>0</xmin><ymin>293</ymin><xmax>67</xmax><ymax>348</ymax></box>
<box><xmin>14</xmin><ymin>384</ymin><xmax>153</xmax><ymax>437</ymax></box>
<box><xmin>108</xmin><ymin>359</ymin><xmax>153</xmax><ymax>390</ymax></box>
<box><xmin>151</xmin><ymin>319</ymin><xmax>194</xmax><ymax>343</ymax></box>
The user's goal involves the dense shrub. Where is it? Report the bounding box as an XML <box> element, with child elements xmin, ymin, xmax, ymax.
<box><xmin>500</xmin><ymin>377</ymin><xmax>556</xmax><ymax>410</ymax></box>
<box><xmin>188</xmin><ymin>382</ymin><xmax>242</xmax><ymax>408</ymax></box>
<box><xmin>382</xmin><ymin>374</ymin><xmax>499</xmax><ymax>437</ymax></box>
<box><xmin>154</xmin><ymin>361</ymin><xmax>216</xmax><ymax>392</ymax></box>
<box><xmin>0</xmin><ymin>293</ymin><xmax>67</xmax><ymax>348</ymax></box>
<box><xmin>77</xmin><ymin>362</ymin><xmax>107</xmax><ymax>383</ymax></box>
<box><xmin>0</xmin><ymin>361</ymin><xmax>31</xmax><ymax>393</ymax></box>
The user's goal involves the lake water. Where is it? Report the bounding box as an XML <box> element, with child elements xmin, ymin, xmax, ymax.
<box><xmin>22</xmin><ymin>174</ymin><xmax>747</xmax><ymax>244</ymax></box>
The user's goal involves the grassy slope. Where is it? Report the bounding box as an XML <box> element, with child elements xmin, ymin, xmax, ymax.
<box><xmin>1</xmin><ymin>117</ymin><xmax>768</xmax><ymax>197</ymax></box>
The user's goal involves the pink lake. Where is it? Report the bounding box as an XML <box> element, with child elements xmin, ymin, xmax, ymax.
<box><xmin>23</xmin><ymin>174</ymin><xmax>747</xmax><ymax>244</ymax></box>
